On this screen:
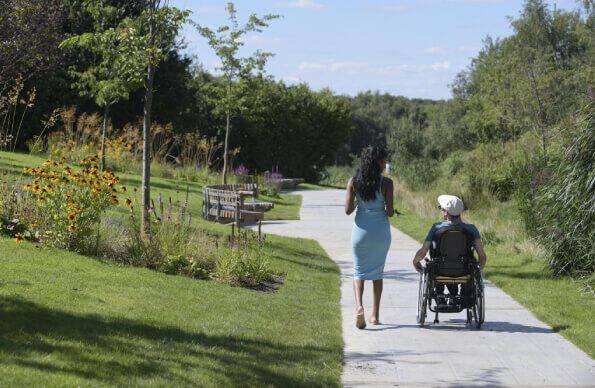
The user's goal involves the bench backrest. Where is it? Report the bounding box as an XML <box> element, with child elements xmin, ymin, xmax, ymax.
<box><xmin>208</xmin><ymin>183</ymin><xmax>258</xmax><ymax>197</ymax></box>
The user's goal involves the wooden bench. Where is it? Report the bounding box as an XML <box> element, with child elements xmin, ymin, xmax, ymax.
<box><xmin>202</xmin><ymin>184</ymin><xmax>273</xmax><ymax>227</ymax></box>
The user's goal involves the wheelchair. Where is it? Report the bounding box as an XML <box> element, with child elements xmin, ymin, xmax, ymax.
<box><xmin>416</xmin><ymin>225</ymin><xmax>485</xmax><ymax>329</ymax></box>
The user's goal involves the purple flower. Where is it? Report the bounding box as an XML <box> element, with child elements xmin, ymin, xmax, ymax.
<box><xmin>233</xmin><ymin>163</ymin><xmax>250</xmax><ymax>175</ymax></box>
<box><xmin>270</xmin><ymin>165</ymin><xmax>283</xmax><ymax>182</ymax></box>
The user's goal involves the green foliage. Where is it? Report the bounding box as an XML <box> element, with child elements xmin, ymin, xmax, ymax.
<box><xmin>161</xmin><ymin>253</ymin><xmax>211</xmax><ymax>279</ymax></box>
<box><xmin>522</xmin><ymin>112</ymin><xmax>594</xmax><ymax>275</ymax></box>
<box><xmin>219</xmin><ymin>79</ymin><xmax>352</xmax><ymax>180</ymax></box>
<box><xmin>22</xmin><ymin>158</ymin><xmax>124</xmax><ymax>252</ymax></box>
<box><xmin>116</xmin><ymin>5</ymin><xmax>190</xmax><ymax>86</ymax></box>
<box><xmin>214</xmin><ymin>245</ymin><xmax>271</xmax><ymax>288</ymax></box>
<box><xmin>319</xmin><ymin>165</ymin><xmax>355</xmax><ymax>188</ymax></box>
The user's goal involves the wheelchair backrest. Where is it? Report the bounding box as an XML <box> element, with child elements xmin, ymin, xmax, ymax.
<box><xmin>430</xmin><ymin>225</ymin><xmax>475</xmax><ymax>276</ymax></box>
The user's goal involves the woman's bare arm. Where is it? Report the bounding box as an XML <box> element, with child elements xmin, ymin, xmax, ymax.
<box><xmin>383</xmin><ymin>177</ymin><xmax>395</xmax><ymax>217</ymax></box>
<box><xmin>345</xmin><ymin>178</ymin><xmax>356</xmax><ymax>215</ymax></box>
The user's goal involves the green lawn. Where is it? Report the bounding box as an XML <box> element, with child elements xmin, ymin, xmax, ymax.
<box><xmin>391</xmin><ymin>204</ymin><xmax>595</xmax><ymax>359</ymax></box>
<box><xmin>0</xmin><ymin>151</ymin><xmax>342</xmax><ymax>386</ymax></box>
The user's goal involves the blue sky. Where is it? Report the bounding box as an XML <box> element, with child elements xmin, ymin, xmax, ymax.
<box><xmin>170</xmin><ymin>0</ymin><xmax>577</xmax><ymax>100</ymax></box>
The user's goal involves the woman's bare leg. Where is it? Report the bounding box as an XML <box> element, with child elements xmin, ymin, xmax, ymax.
<box><xmin>353</xmin><ymin>279</ymin><xmax>364</xmax><ymax>312</ymax></box>
<box><xmin>353</xmin><ymin>279</ymin><xmax>366</xmax><ymax>328</ymax></box>
<box><xmin>370</xmin><ymin>279</ymin><xmax>383</xmax><ymax>324</ymax></box>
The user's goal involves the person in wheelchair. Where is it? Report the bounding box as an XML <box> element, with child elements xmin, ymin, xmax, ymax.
<box><xmin>412</xmin><ymin>195</ymin><xmax>487</xmax><ymax>307</ymax></box>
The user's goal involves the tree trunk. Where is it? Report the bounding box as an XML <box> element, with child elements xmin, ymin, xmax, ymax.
<box><xmin>101</xmin><ymin>104</ymin><xmax>109</xmax><ymax>171</ymax></box>
<box><xmin>141</xmin><ymin>2</ymin><xmax>156</xmax><ymax>236</ymax></box>
<box><xmin>222</xmin><ymin>110</ymin><xmax>230</xmax><ymax>184</ymax></box>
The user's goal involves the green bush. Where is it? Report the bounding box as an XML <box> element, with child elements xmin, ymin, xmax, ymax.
<box><xmin>318</xmin><ymin>165</ymin><xmax>355</xmax><ymax>188</ymax></box>
<box><xmin>22</xmin><ymin>159</ymin><xmax>125</xmax><ymax>252</ymax></box>
<box><xmin>528</xmin><ymin>114</ymin><xmax>594</xmax><ymax>275</ymax></box>
<box><xmin>214</xmin><ymin>246</ymin><xmax>271</xmax><ymax>288</ymax></box>
<box><xmin>442</xmin><ymin>151</ymin><xmax>465</xmax><ymax>176</ymax></box>
<box><xmin>161</xmin><ymin>254</ymin><xmax>190</xmax><ymax>275</ymax></box>
<box><xmin>399</xmin><ymin>158</ymin><xmax>439</xmax><ymax>190</ymax></box>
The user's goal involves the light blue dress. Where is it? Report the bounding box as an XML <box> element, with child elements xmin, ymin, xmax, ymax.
<box><xmin>351</xmin><ymin>178</ymin><xmax>391</xmax><ymax>280</ymax></box>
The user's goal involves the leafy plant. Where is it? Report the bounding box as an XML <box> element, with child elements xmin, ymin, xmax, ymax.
<box><xmin>22</xmin><ymin>158</ymin><xmax>126</xmax><ymax>251</ymax></box>
<box><xmin>196</xmin><ymin>2</ymin><xmax>278</xmax><ymax>184</ymax></box>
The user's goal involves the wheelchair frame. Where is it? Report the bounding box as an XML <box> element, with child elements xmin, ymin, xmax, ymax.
<box><xmin>417</xmin><ymin>258</ymin><xmax>485</xmax><ymax>329</ymax></box>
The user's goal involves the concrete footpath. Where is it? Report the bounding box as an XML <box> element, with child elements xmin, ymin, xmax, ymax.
<box><xmin>257</xmin><ymin>188</ymin><xmax>594</xmax><ymax>387</ymax></box>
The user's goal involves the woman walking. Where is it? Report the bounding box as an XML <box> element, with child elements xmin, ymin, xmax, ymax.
<box><xmin>345</xmin><ymin>146</ymin><xmax>394</xmax><ymax>329</ymax></box>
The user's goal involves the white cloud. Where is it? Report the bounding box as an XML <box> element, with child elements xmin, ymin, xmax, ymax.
<box><xmin>298</xmin><ymin>60</ymin><xmax>452</xmax><ymax>76</ymax></box>
<box><xmin>430</xmin><ymin>61</ymin><xmax>450</xmax><ymax>70</ymax></box>
<box><xmin>275</xmin><ymin>0</ymin><xmax>324</xmax><ymax>9</ymax></box>
<box><xmin>425</xmin><ymin>47</ymin><xmax>445</xmax><ymax>54</ymax></box>
<box><xmin>299</xmin><ymin>61</ymin><xmax>329</xmax><ymax>71</ymax></box>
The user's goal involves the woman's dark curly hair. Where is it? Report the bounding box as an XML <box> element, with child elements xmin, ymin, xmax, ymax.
<box><xmin>353</xmin><ymin>145</ymin><xmax>387</xmax><ymax>201</ymax></box>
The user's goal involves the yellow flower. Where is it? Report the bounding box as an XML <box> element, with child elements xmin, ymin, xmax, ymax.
<box><xmin>68</xmin><ymin>224</ymin><xmax>76</xmax><ymax>232</ymax></box>
<box><xmin>111</xmin><ymin>196</ymin><xmax>119</xmax><ymax>205</ymax></box>
<box><xmin>36</xmin><ymin>197</ymin><xmax>46</xmax><ymax>202</ymax></box>
<box><xmin>120</xmin><ymin>186</ymin><xmax>127</xmax><ymax>193</ymax></box>
<box><xmin>15</xmin><ymin>233</ymin><xmax>24</xmax><ymax>245</ymax></box>
<box><xmin>67</xmin><ymin>213</ymin><xmax>76</xmax><ymax>222</ymax></box>
<box><xmin>43</xmin><ymin>160</ymin><xmax>53</xmax><ymax>167</ymax></box>
<box><xmin>124</xmin><ymin>198</ymin><xmax>132</xmax><ymax>207</ymax></box>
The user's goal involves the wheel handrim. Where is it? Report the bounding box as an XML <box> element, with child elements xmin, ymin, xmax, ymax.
<box><xmin>417</xmin><ymin>271</ymin><xmax>427</xmax><ymax>324</ymax></box>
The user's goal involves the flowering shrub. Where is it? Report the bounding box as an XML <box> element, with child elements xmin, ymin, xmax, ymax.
<box><xmin>264</xmin><ymin>166</ymin><xmax>284</xmax><ymax>197</ymax></box>
<box><xmin>22</xmin><ymin>157</ymin><xmax>127</xmax><ymax>251</ymax></box>
<box><xmin>48</xmin><ymin>136</ymin><xmax>98</xmax><ymax>165</ymax></box>
<box><xmin>234</xmin><ymin>163</ymin><xmax>249</xmax><ymax>175</ymax></box>
<box><xmin>232</xmin><ymin>163</ymin><xmax>254</xmax><ymax>184</ymax></box>
<box><xmin>0</xmin><ymin>172</ymin><xmax>43</xmax><ymax>244</ymax></box>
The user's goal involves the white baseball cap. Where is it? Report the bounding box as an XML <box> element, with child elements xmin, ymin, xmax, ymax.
<box><xmin>437</xmin><ymin>195</ymin><xmax>464</xmax><ymax>216</ymax></box>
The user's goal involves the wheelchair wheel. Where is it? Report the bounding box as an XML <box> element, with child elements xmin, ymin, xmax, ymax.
<box><xmin>472</xmin><ymin>270</ymin><xmax>485</xmax><ymax>329</ymax></box>
<box><xmin>417</xmin><ymin>268</ymin><xmax>428</xmax><ymax>326</ymax></box>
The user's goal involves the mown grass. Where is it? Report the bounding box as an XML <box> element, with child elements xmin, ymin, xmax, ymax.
<box><xmin>390</xmin><ymin>183</ymin><xmax>595</xmax><ymax>359</ymax></box>
<box><xmin>0</xmin><ymin>151</ymin><xmax>342</xmax><ymax>386</ymax></box>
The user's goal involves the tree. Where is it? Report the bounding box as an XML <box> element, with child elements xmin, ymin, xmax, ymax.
<box><xmin>118</xmin><ymin>0</ymin><xmax>189</xmax><ymax>233</ymax></box>
<box><xmin>60</xmin><ymin>0</ymin><xmax>139</xmax><ymax>170</ymax></box>
<box><xmin>196</xmin><ymin>2</ymin><xmax>278</xmax><ymax>184</ymax></box>
<box><xmin>0</xmin><ymin>0</ymin><xmax>66</xmax><ymax>90</ymax></box>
